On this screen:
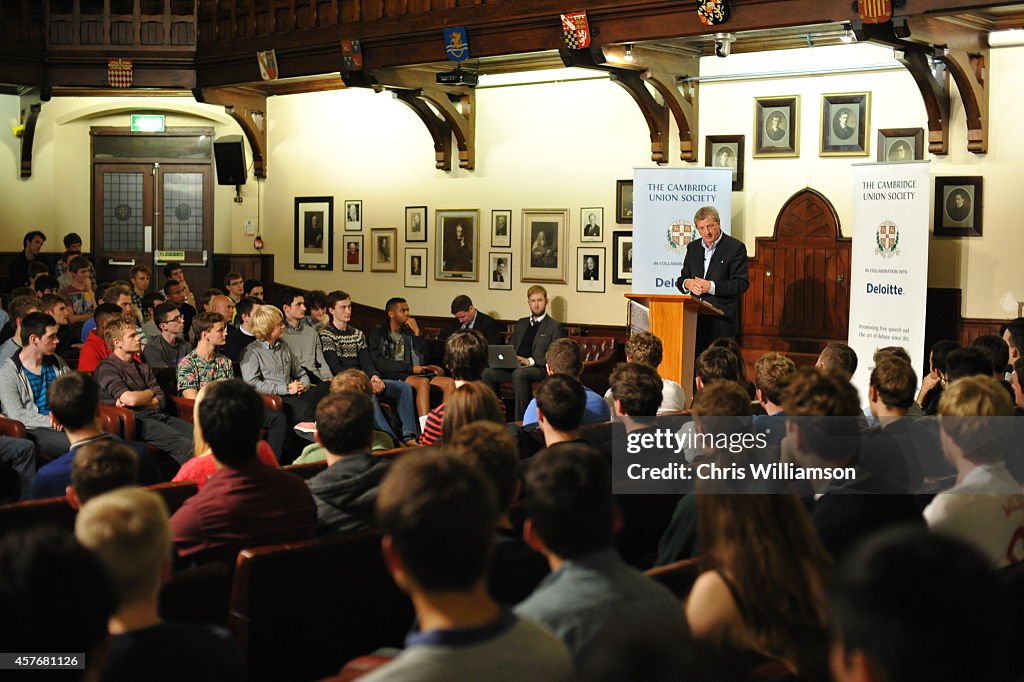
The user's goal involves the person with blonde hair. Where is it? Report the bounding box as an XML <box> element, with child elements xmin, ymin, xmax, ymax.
<box><xmin>440</xmin><ymin>381</ymin><xmax>505</xmax><ymax>444</ymax></box>
<box><xmin>239</xmin><ymin>304</ymin><xmax>319</xmax><ymax>425</ymax></box>
<box><xmin>172</xmin><ymin>380</ymin><xmax>279</xmax><ymax>489</ymax></box>
<box><xmin>76</xmin><ymin>487</ymin><xmax>243</xmax><ymax>680</ymax></box>
<box><xmin>924</xmin><ymin>375</ymin><xmax>1024</xmax><ymax>567</ymax></box>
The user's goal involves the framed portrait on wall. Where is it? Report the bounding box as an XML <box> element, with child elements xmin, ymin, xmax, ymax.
<box><xmin>344</xmin><ymin>200</ymin><xmax>362</xmax><ymax>231</ymax></box>
<box><xmin>577</xmin><ymin>247</ymin><xmax>606</xmax><ymax>293</ymax></box>
<box><xmin>405</xmin><ymin>206</ymin><xmax>427</xmax><ymax>242</ymax></box>
<box><xmin>705</xmin><ymin>135</ymin><xmax>745</xmax><ymax>191</ymax></box>
<box><xmin>342</xmin><ymin>235</ymin><xmax>363</xmax><ymax>272</ymax></box>
<box><xmin>820</xmin><ymin>92</ymin><xmax>870</xmax><ymax>156</ymax></box>
<box><xmin>753</xmin><ymin>96</ymin><xmax>799</xmax><ymax>157</ymax></box>
<box><xmin>934</xmin><ymin>176</ymin><xmax>983</xmax><ymax>237</ymax></box>
<box><xmin>877</xmin><ymin>128</ymin><xmax>924</xmax><ymax>162</ymax></box>
<box><xmin>405</xmin><ymin>247</ymin><xmax>427</xmax><ymax>287</ymax></box>
<box><xmin>612</xmin><ymin>232</ymin><xmax>633</xmax><ymax>285</ymax></box>
<box><xmin>491</xmin><ymin>209</ymin><xmax>512</xmax><ymax>247</ymax></box>
<box><xmin>435</xmin><ymin>209</ymin><xmax>480</xmax><ymax>281</ymax></box>
<box><xmin>522</xmin><ymin>209</ymin><xmax>568</xmax><ymax>283</ymax></box>
<box><xmin>294</xmin><ymin>196</ymin><xmax>333</xmax><ymax>271</ymax></box>
<box><xmin>488</xmin><ymin>252</ymin><xmax>512</xmax><ymax>291</ymax></box>
<box><xmin>581</xmin><ymin>207</ymin><xmax>604</xmax><ymax>242</ymax></box>
<box><xmin>616</xmin><ymin>180</ymin><xmax>633</xmax><ymax>224</ymax></box>
<box><xmin>370</xmin><ymin>228</ymin><xmax>397</xmax><ymax>272</ymax></box>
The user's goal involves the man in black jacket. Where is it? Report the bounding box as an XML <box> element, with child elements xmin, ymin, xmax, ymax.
<box><xmin>438</xmin><ymin>295</ymin><xmax>503</xmax><ymax>346</ymax></box>
<box><xmin>482</xmin><ymin>285</ymin><xmax>564</xmax><ymax>421</ymax></box>
<box><xmin>675</xmin><ymin>206</ymin><xmax>749</xmax><ymax>357</ymax></box>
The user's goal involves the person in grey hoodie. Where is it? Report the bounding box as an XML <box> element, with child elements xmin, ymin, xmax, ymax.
<box><xmin>239</xmin><ymin>304</ymin><xmax>319</xmax><ymax>424</ymax></box>
<box><xmin>305</xmin><ymin>391</ymin><xmax>389</xmax><ymax>535</ymax></box>
<box><xmin>0</xmin><ymin>312</ymin><xmax>71</xmax><ymax>457</ymax></box>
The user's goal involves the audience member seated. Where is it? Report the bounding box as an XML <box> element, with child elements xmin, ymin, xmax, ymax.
<box><xmin>864</xmin><ymin>357</ymin><xmax>944</xmax><ymax>490</ymax></box>
<box><xmin>0</xmin><ymin>433</ymin><xmax>34</xmax><ymax>503</ymax></box>
<box><xmin>140</xmin><ymin>292</ymin><xmax>166</xmax><ymax>343</ymax></box>
<box><xmin>304</xmin><ymin>289</ymin><xmax>327</xmax><ymax>329</ymax></box>
<box><xmin>176</xmin><ymin>312</ymin><xmax>232</xmax><ymax>398</ymax></box>
<box><xmin>783</xmin><ymin>368</ymin><xmax>922</xmax><ymax>559</ymax></box>
<box><xmin>76</xmin><ymin>487</ymin><xmax>244</xmax><ymax>682</ymax></box>
<box><xmin>368</xmin><ymin>297</ymin><xmax>452</xmax><ymax>417</ymax></box>
<box><xmin>78</xmin><ymin>303</ymin><xmax>122</xmax><ymax>372</ymax></box>
<box><xmin>0</xmin><ymin>527</ymin><xmax>116</xmax><ymax>681</ymax></box>
<box><xmin>522</xmin><ymin>338</ymin><xmax>610</xmax><ymax>426</ymax></box>
<box><xmin>707</xmin><ymin>337</ymin><xmax>755</xmax><ymax>398</ymax></box>
<box><xmin>0</xmin><ymin>295</ymin><xmax>42</xmax><ymax>362</ymax></box>
<box><xmin>534</xmin><ymin>374</ymin><xmax>589</xmax><ymax>449</ymax></box>
<box><xmin>162</xmin><ymin>276</ymin><xmax>197</xmax><ymax>336</ymax></box>
<box><xmin>129</xmin><ymin>264</ymin><xmax>152</xmax><ymax>322</ymax></box>
<box><xmin>41</xmin><ymin>293</ymin><xmax>79</xmax><ymax>359</ymax></box>
<box><xmin>421</xmin><ymin>329</ymin><xmax>488</xmax><ymax>446</ymax></box>
<box><xmin>240</xmin><ymin>304</ymin><xmax>320</xmax><ymax>425</ymax></box>
<box><xmin>686</xmin><ymin>494</ymin><xmax>830</xmax><ymax>679</ymax></box>
<box><xmin>603</xmin><ymin>332</ymin><xmax>687</xmax><ymax>416</ymax></box>
<box><xmin>0</xmin><ymin>312</ymin><xmax>72</xmax><ymax>456</ymax></box>
<box><xmin>828</xmin><ymin>528</ymin><xmax>1008</xmax><ymax>682</ymax></box>
<box><xmin>752</xmin><ymin>351</ymin><xmax>795</xmax><ymax>447</ymax></box>
<box><xmin>81</xmin><ymin>284</ymin><xmax>133</xmax><ymax>343</ymax></box>
<box><xmin>305</xmin><ymin>391</ymin><xmax>390</xmax><ymax>535</ymax></box>
<box><xmin>946</xmin><ymin>346</ymin><xmax>994</xmax><ymax>383</ymax></box>
<box><xmin>815</xmin><ymin>342</ymin><xmax>857</xmax><ymax>380</ymax></box>
<box><xmin>280</xmin><ymin>288</ymin><xmax>332</xmax><ymax>386</ymax></box>
<box><xmin>447</xmin><ymin>421</ymin><xmax>550</xmax><ymax>605</ymax></box>
<box><xmin>482</xmin><ymin>286</ymin><xmax>565</xmax><ymax>421</ymax></box>
<box><xmin>439</xmin><ymin>294</ymin><xmax>503</xmax><ymax>346</ymax></box>
<box><xmin>923</xmin><ymin>375</ymin><xmax>1024</xmax><ymax>568</ymax></box>
<box><xmin>917</xmin><ymin>339</ymin><xmax>958</xmax><ymax>415</ymax></box>
<box><xmin>33</xmin><ymin>273</ymin><xmax>60</xmax><ymax>298</ymax></box>
<box><xmin>171</xmin><ymin>380</ymin><xmax>279</xmax><ymax>489</ymax></box>
<box><xmin>242</xmin><ymin>279</ymin><xmax>264</xmax><ymax>300</ymax></box>
<box><xmin>440</xmin><ymin>382</ymin><xmax>505</xmax><ymax>445</ymax></box>
<box><xmin>170</xmin><ymin>380</ymin><xmax>316</xmax><ymax>565</ymax></box>
<box><xmin>61</xmin><ymin>255</ymin><xmax>96</xmax><ymax>327</ymax></box>
<box><xmin>95</xmin><ymin>315</ymin><xmax>194</xmax><ymax>465</ymax></box>
<box><xmin>292</xmin><ymin>370</ymin><xmax>397</xmax><ymax>464</ymax></box>
<box><xmin>142</xmin><ymin>302</ymin><xmax>192</xmax><ymax>368</ymax></box>
<box><xmin>31</xmin><ymin>372</ymin><xmax>157</xmax><ymax>499</ymax></box>
<box><xmin>515</xmin><ymin>444</ymin><xmax>689</xmax><ymax>678</ymax></box>
<box><xmin>5</xmin><ymin>230</ymin><xmax>50</xmax><ymax>292</ymax></box>
<box><xmin>1013</xmin><ymin>359</ymin><xmax>1024</xmax><ymax>409</ymax></box>
<box><xmin>223</xmin><ymin>295</ymin><xmax>261</xmax><ymax>369</ymax></box>
<box><xmin>360</xmin><ymin>450</ymin><xmax>573</xmax><ymax>682</ymax></box>
<box><xmin>973</xmin><ymin>333</ymin><xmax>1014</xmax><ymax>397</ymax></box>
<box><xmin>68</xmin><ymin>438</ymin><xmax>140</xmax><ymax>508</ymax></box>
<box><xmin>319</xmin><ymin>291</ymin><xmax>418</xmax><ymax>445</ymax></box>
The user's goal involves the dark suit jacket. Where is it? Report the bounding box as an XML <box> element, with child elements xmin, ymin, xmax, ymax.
<box><xmin>509</xmin><ymin>315</ymin><xmax>564</xmax><ymax>366</ymax></box>
<box><xmin>675</xmin><ymin>232</ymin><xmax>749</xmax><ymax>339</ymax></box>
<box><xmin>438</xmin><ymin>310</ymin><xmax>504</xmax><ymax>347</ymax></box>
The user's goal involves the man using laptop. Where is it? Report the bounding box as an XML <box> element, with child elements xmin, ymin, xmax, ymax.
<box><xmin>483</xmin><ymin>285</ymin><xmax>564</xmax><ymax>421</ymax></box>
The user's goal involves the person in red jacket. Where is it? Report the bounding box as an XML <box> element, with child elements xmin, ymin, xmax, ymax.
<box><xmin>77</xmin><ymin>304</ymin><xmax>121</xmax><ymax>372</ymax></box>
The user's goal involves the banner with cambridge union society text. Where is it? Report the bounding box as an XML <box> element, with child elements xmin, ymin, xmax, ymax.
<box><xmin>631</xmin><ymin>167</ymin><xmax>733</xmax><ymax>295</ymax></box>
<box><xmin>848</xmin><ymin>162</ymin><xmax>930</xmax><ymax>405</ymax></box>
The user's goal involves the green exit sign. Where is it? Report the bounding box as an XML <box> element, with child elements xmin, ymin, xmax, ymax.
<box><xmin>157</xmin><ymin>250</ymin><xmax>185</xmax><ymax>261</ymax></box>
<box><xmin>131</xmin><ymin>114</ymin><xmax>165</xmax><ymax>132</ymax></box>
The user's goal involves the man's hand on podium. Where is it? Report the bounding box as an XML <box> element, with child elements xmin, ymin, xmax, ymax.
<box><xmin>685</xmin><ymin>277</ymin><xmax>713</xmax><ymax>295</ymax></box>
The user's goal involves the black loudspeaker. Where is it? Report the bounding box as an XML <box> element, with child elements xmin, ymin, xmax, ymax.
<box><xmin>214</xmin><ymin>135</ymin><xmax>247</xmax><ymax>185</ymax></box>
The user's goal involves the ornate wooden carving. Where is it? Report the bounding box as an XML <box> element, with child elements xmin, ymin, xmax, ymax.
<box><xmin>856</xmin><ymin>16</ymin><xmax>988</xmax><ymax>155</ymax></box>
<box><xmin>192</xmin><ymin>86</ymin><xmax>268</xmax><ymax>178</ymax></box>
<box><xmin>18</xmin><ymin>87</ymin><xmax>50</xmax><ymax>179</ymax></box>
<box><xmin>560</xmin><ymin>45</ymin><xmax>699</xmax><ymax>164</ymax></box>
<box><xmin>741</xmin><ymin>188</ymin><xmax>851</xmax><ymax>357</ymax></box>
<box><xmin>346</xmin><ymin>68</ymin><xmax>476</xmax><ymax>171</ymax></box>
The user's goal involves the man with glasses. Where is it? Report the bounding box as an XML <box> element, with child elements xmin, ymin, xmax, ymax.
<box><xmin>142</xmin><ymin>302</ymin><xmax>193</xmax><ymax>368</ymax></box>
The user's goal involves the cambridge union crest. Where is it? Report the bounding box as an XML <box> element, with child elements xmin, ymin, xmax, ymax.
<box><xmin>875</xmin><ymin>221</ymin><xmax>900</xmax><ymax>257</ymax></box>
<box><xmin>697</xmin><ymin>0</ymin><xmax>730</xmax><ymax>26</ymax></box>
<box><xmin>667</xmin><ymin>220</ymin><xmax>694</xmax><ymax>254</ymax></box>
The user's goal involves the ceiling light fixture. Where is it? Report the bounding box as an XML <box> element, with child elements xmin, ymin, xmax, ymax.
<box><xmin>624</xmin><ymin>44</ymin><xmax>635</xmax><ymax>63</ymax></box>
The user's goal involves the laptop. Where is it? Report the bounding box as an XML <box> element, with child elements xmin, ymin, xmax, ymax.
<box><xmin>488</xmin><ymin>344</ymin><xmax>520</xmax><ymax>369</ymax></box>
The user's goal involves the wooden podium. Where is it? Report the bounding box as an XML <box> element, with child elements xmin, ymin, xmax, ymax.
<box><xmin>624</xmin><ymin>294</ymin><xmax>724</xmax><ymax>392</ymax></box>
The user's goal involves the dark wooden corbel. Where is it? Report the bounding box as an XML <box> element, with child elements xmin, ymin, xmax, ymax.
<box><xmin>357</xmin><ymin>68</ymin><xmax>476</xmax><ymax>171</ymax></box>
<box><xmin>561</xmin><ymin>45</ymin><xmax>700</xmax><ymax>163</ymax></box>
<box><xmin>18</xmin><ymin>87</ymin><xmax>50</xmax><ymax>179</ymax></box>
<box><xmin>192</xmin><ymin>86</ymin><xmax>268</xmax><ymax>177</ymax></box>
<box><xmin>856</xmin><ymin>17</ymin><xmax>988</xmax><ymax>154</ymax></box>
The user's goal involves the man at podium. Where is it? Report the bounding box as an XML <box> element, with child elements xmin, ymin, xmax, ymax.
<box><xmin>675</xmin><ymin>206</ymin><xmax>749</xmax><ymax>354</ymax></box>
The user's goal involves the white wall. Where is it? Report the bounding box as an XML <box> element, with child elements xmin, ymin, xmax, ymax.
<box><xmin>1</xmin><ymin>40</ymin><xmax>1022</xmax><ymax>324</ymax></box>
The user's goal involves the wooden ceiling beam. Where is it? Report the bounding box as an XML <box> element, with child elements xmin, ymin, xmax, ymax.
<box><xmin>192</xmin><ymin>86</ymin><xmax>268</xmax><ymax>177</ymax></box>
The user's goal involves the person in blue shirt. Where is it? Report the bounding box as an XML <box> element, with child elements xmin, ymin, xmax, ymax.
<box><xmin>521</xmin><ymin>338</ymin><xmax>610</xmax><ymax>427</ymax></box>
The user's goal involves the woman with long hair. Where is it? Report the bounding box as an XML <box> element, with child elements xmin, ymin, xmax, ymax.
<box><xmin>440</xmin><ymin>381</ymin><xmax>504</xmax><ymax>444</ymax></box>
<box><xmin>685</xmin><ymin>494</ymin><xmax>831</xmax><ymax>680</ymax></box>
